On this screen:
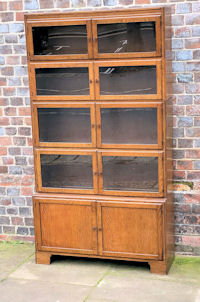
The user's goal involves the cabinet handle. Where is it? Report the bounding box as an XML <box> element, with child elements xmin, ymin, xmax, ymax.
<box><xmin>98</xmin><ymin>228</ymin><xmax>102</xmax><ymax>232</ymax></box>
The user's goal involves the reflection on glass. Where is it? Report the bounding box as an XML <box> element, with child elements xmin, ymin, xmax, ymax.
<box><xmin>97</xmin><ymin>22</ymin><xmax>156</xmax><ymax>54</ymax></box>
<box><xmin>38</xmin><ymin>108</ymin><xmax>91</xmax><ymax>143</ymax></box>
<box><xmin>99</xmin><ymin>66</ymin><xmax>157</xmax><ymax>95</ymax></box>
<box><xmin>41</xmin><ymin>154</ymin><xmax>93</xmax><ymax>189</ymax></box>
<box><xmin>101</xmin><ymin>108</ymin><xmax>157</xmax><ymax>145</ymax></box>
<box><xmin>33</xmin><ymin>25</ymin><xmax>88</xmax><ymax>55</ymax></box>
<box><xmin>35</xmin><ymin>67</ymin><xmax>89</xmax><ymax>96</ymax></box>
<box><xmin>102</xmin><ymin>156</ymin><xmax>158</xmax><ymax>192</ymax></box>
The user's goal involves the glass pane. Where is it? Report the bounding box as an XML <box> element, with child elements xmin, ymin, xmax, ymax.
<box><xmin>35</xmin><ymin>67</ymin><xmax>89</xmax><ymax>96</ymax></box>
<box><xmin>41</xmin><ymin>154</ymin><xmax>93</xmax><ymax>189</ymax></box>
<box><xmin>38</xmin><ymin>108</ymin><xmax>91</xmax><ymax>143</ymax></box>
<box><xmin>97</xmin><ymin>22</ymin><xmax>156</xmax><ymax>54</ymax></box>
<box><xmin>102</xmin><ymin>156</ymin><xmax>158</xmax><ymax>192</ymax></box>
<box><xmin>33</xmin><ymin>25</ymin><xmax>88</xmax><ymax>55</ymax></box>
<box><xmin>101</xmin><ymin>108</ymin><xmax>157</xmax><ymax>145</ymax></box>
<box><xmin>99</xmin><ymin>66</ymin><xmax>157</xmax><ymax>95</ymax></box>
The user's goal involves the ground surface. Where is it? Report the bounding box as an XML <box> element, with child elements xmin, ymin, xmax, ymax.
<box><xmin>0</xmin><ymin>242</ymin><xmax>200</xmax><ymax>302</ymax></box>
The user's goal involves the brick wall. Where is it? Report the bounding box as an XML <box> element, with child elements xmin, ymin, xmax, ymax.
<box><xmin>0</xmin><ymin>0</ymin><xmax>200</xmax><ymax>254</ymax></box>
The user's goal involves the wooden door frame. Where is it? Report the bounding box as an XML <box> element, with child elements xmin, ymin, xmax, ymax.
<box><xmin>25</xmin><ymin>18</ymin><xmax>93</xmax><ymax>61</ymax></box>
<box><xmin>32</xmin><ymin>101</ymin><xmax>97</xmax><ymax>148</ymax></box>
<box><xmin>92</xmin><ymin>15</ymin><xmax>162</xmax><ymax>59</ymax></box>
<box><xmin>97</xmin><ymin>150</ymin><xmax>164</xmax><ymax>197</ymax></box>
<box><xmin>34</xmin><ymin>148</ymin><xmax>98</xmax><ymax>194</ymax></box>
<box><xmin>28</xmin><ymin>61</ymin><xmax>95</xmax><ymax>101</ymax></box>
<box><xmin>94</xmin><ymin>59</ymin><xmax>163</xmax><ymax>101</ymax></box>
<box><xmin>96</xmin><ymin>101</ymin><xmax>163</xmax><ymax>150</ymax></box>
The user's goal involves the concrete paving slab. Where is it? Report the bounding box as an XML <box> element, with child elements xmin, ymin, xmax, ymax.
<box><xmin>0</xmin><ymin>278</ymin><xmax>91</xmax><ymax>302</ymax></box>
<box><xmin>0</xmin><ymin>242</ymin><xmax>34</xmax><ymax>281</ymax></box>
<box><xmin>89</xmin><ymin>276</ymin><xmax>198</xmax><ymax>302</ymax></box>
<box><xmin>9</xmin><ymin>256</ymin><xmax>111</xmax><ymax>286</ymax></box>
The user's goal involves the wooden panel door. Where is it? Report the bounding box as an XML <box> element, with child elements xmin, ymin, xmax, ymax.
<box><xmin>32</xmin><ymin>102</ymin><xmax>96</xmax><ymax>148</ymax></box>
<box><xmin>96</xmin><ymin>102</ymin><xmax>163</xmax><ymax>149</ymax></box>
<box><xmin>98</xmin><ymin>150</ymin><xmax>164</xmax><ymax>197</ymax></box>
<box><xmin>34</xmin><ymin>198</ymin><xmax>98</xmax><ymax>255</ymax></box>
<box><xmin>97</xmin><ymin>201</ymin><xmax>163</xmax><ymax>260</ymax></box>
<box><xmin>29</xmin><ymin>61</ymin><xmax>94</xmax><ymax>101</ymax></box>
<box><xmin>94</xmin><ymin>59</ymin><xmax>162</xmax><ymax>101</ymax></box>
<box><xmin>92</xmin><ymin>15</ymin><xmax>162</xmax><ymax>59</ymax></box>
<box><xmin>25</xmin><ymin>19</ymin><xmax>93</xmax><ymax>60</ymax></box>
<box><xmin>35</xmin><ymin>148</ymin><xmax>98</xmax><ymax>194</ymax></box>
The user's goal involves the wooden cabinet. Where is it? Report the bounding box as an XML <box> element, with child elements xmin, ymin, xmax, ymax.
<box><xmin>25</xmin><ymin>7</ymin><xmax>174</xmax><ymax>274</ymax></box>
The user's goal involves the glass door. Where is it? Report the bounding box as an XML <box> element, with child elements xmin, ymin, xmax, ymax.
<box><xmin>26</xmin><ymin>19</ymin><xmax>93</xmax><ymax>60</ymax></box>
<box><xmin>35</xmin><ymin>149</ymin><xmax>98</xmax><ymax>194</ymax></box>
<box><xmin>94</xmin><ymin>59</ymin><xmax>162</xmax><ymax>100</ymax></box>
<box><xmin>98</xmin><ymin>151</ymin><xmax>163</xmax><ymax>197</ymax></box>
<box><xmin>32</xmin><ymin>102</ymin><xmax>96</xmax><ymax>148</ymax></box>
<box><xmin>92</xmin><ymin>15</ymin><xmax>161</xmax><ymax>59</ymax></box>
<box><xmin>96</xmin><ymin>102</ymin><xmax>162</xmax><ymax>149</ymax></box>
<box><xmin>29</xmin><ymin>62</ymin><xmax>94</xmax><ymax>101</ymax></box>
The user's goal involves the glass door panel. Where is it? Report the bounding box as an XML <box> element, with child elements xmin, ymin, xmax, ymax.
<box><xmin>33</xmin><ymin>103</ymin><xmax>96</xmax><ymax>147</ymax></box>
<box><xmin>96</xmin><ymin>103</ymin><xmax>162</xmax><ymax>149</ymax></box>
<box><xmin>27</xmin><ymin>19</ymin><xmax>93</xmax><ymax>60</ymax></box>
<box><xmin>35</xmin><ymin>150</ymin><xmax>98</xmax><ymax>194</ymax></box>
<box><xmin>94</xmin><ymin>60</ymin><xmax>162</xmax><ymax>100</ymax></box>
<box><xmin>98</xmin><ymin>151</ymin><xmax>163</xmax><ymax>197</ymax></box>
<box><xmin>29</xmin><ymin>62</ymin><xmax>94</xmax><ymax>100</ymax></box>
<box><xmin>93</xmin><ymin>16</ymin><xmax>161</xmax><ymax>58</ymax></box>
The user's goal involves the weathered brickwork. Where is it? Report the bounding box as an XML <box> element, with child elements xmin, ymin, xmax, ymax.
<box><xmin>0</xmin><ymin>0</ymin><xmax>200</xmax><ymax>255</ymax></box>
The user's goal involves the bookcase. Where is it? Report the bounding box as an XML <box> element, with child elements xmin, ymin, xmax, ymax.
<box><xmin>25</xmin><ymin>7</ymin><xmax>174</xmax><ymax>274</ymax></box>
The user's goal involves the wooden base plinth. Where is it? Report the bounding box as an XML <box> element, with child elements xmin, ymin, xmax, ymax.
<box><xmin>149</xmin><ymin>260</ymin><xmax>167</xmax><ymax>275</ymax></box>
<box><xmin>35</xmin><ymin>252</ymin><xmax>51</xmax><ymax>264</ymax></box>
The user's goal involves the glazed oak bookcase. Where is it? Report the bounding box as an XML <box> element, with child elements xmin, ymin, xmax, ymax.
<box><xmin>25</xmin><ymin>7</ymin><xmax>174</xmax><ymax>274</ymax></box>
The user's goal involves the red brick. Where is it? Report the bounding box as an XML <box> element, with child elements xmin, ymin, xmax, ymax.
<box><xmin>185</xmin><ymin>38</ymin><xmax>200</xmax><ymax>49</ymax></box>
<box><xmin>11</xmin><ymin>217</ymin><xmax>24</xmax><ymax>226</ymax></box>
<box><xmin>173</xmin><ymin>170</ymin><xmax>186</xmax><ymax>180</ymax></box>
<box><xmin>18</xmin><ymin>107</ymin><xmax>31</xmax><ymax>116</ymax></box>
<box><xmin>21</xmin><ymin>56</ymin><xmax>27</xmax><ymax>65</ymax></box>
<box><xmin>55</xmin><ymin>0</ymin><xmax>70</xmax><ymax>7</ymax></box>
<box><xmin>27</xmin><ymin>137</ymin><xmax>33</xmax><ymax>146</ymax></box>
<box><xmin>0</xmin><ymin>147</ymin><xmax>7</xmax><ymax>156</ymax></box>
<box><xmin>186</xmin><ymin>150</ymin><xmax>200</xmax><ymax>158</ymax></box>
<box><xmin>185</xmin><ymin>194</ymin><xmax>200</xmax><ymax>204</ymax></box>
<box><xmin>0</xmin><ymin>166</ymin><xmax>8</xmax><ymax>173</ymax></box>
<box><xmin>187</xmin><ymin>171</ymin><xmax>200</xmax><ymax>180</ymax></box>
<box><xmin>182</xmin><ymin>236</ymin><xmax>200</xmax><ymax>247</ymax></box>
<box><xmin>21</xmin><ymin>187</ymin><xmax>33</xmax><ymax>196</ymax></box>
<box><xmin>21</xmin><ymin>175</ymin><xmax>34</xmax><ymax>186</ymax></box>
<box><xmin>0</xmin><ymin>12</ymin><xmax>14</xmax><ymax>22</ymax></box>
<box><xmin>6</xmin><ymin>56</ymin><xmax>20</xmax><ymax>65</ymax></box>
<box><xmin>2</xmin><ymin>157</ymin><xmax>14</xmax><ymax>165</ymax></box>
<box><xmin>0</xmin><ymin>137</ymin><xmax>12</xmax><ymax>146</ymax></box>
<box><xmin>39</xmin><ymin>0</ymin><xmax>54</xmax><ymax>8</ymax></box>
<box><xmin>10</xmin><ymin>117</ymin><xmax>23</xmax><ymax>126</ymax></box>
<box><xmin>4</xmin><ymin>107</ymin><xmax>17</xmax><ymax>116</ymax></box>
<box><xmin>186</xmin><ymin>128</ymin><xmax>200</xmax><ymax>137</ymax></box>
<box><xmin>1</xmin><ymin>67</ymin><xmax>14</xmax><ymax>76</ymax></box>
<box><xmin>0</xmin><ymin>175</ymin><xmax>21</xmax><ymax>186</ymax></box>
<box><xmin>0</xmin><ymin>2</ymin><xmax>7</xmax><ymax>11</ymax></box>
<box><xmin>186</xmin><ymin>106</ymin><xmax>200</xmax><ymax>116</ymax></box>
<box><xmin>0</xmin><ymin>98</ymin><xmax>8</xmax><ymax>106</ymax></box>
<box><xmin>25</xmin><ymin>117</ymin><xmax>32</xmax><ymax>126</ymax></box>
<box><xmin>22</xmin><ymin>147</ymin><xmax>33</xmax><ymax>155</ymax></box>
<box><xmin>177</xmin><ymin>160</ymin><xmax>193</xmax><ymax>170</ymax></box>
<box><xmin>3</xmin><ymin>88</ymin><xmax>16</xmax><ymax>97</ymax></box>
<box><xmin>0</xmin><ymin>77</ymin><xmax>6</xmax><ymax>86</ymax></box>
<box><xmin>0</xmin><ymin>117</ymin><xmax>9</xmax><ymax>126</ymax></box>
<box><xmin>135</xmin><ymin>0</ymin><xmax>150</xmax><ymax>3</ymax></box>
<box><xmin>186</xmin><ymin>84</ymin><xmax>200</xmax><ymax>94</ymax></box>
<box><xmin>9</xmin><ymin>1</ymin><xmax>23</xmax><ymax>10</ymax></box>
<box><xmin>16</xmin><ymin>12</ymin><xmax>24</xmax><ymax>21</ymax></box>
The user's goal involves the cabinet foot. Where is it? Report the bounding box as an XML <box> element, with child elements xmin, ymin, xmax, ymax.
<box><xmin>149</xmin><ymin>260</ymin><xmax>167</xmax><ymax>275</ymax></box>
<box><xmin>35</xmin><ymin>252</ymin><xmax>51</xmax><ymax>264</ymax></box>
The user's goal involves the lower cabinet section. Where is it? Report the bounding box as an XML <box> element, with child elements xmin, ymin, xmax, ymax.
<box><xmin>33</xmin><ymin>196</ymin><xmax>164</xmax><ymax>263</ymax></box>
<box><xmin>34</xmin><ymin>199</ymin><xmax>98</xmax><ymax>255</ymax></box>
<box><xmin>97</xmin><ymin>202</ymin><xmax>163</xmax><ymax>260</ymax></box>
